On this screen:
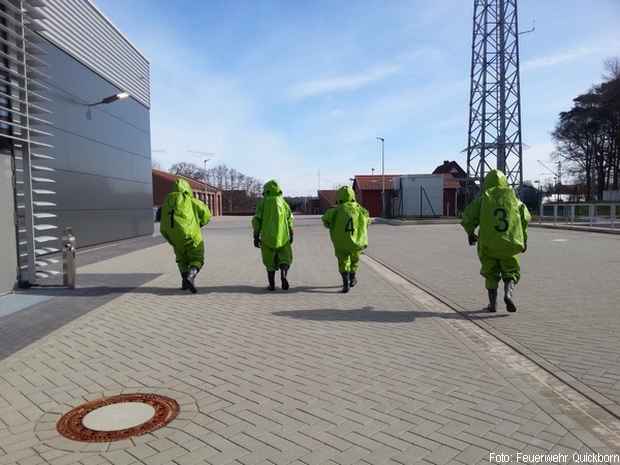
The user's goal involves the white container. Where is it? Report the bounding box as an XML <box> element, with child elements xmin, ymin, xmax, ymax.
<box><xmin>392</xmin><ymin>174</ymin><xmax>444</xmax><ymax>217</ymax></box>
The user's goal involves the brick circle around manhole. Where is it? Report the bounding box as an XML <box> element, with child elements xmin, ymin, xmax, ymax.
<box><xmin>56</xmin><ymin>393</ymin><xmax>179</xmax><ymax>442</ymax></box>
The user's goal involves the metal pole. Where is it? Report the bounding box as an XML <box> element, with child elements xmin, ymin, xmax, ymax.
<box><xmin>497</xmin><ymin>0</ymin><xmax>507</xmax><ymax>174</ymax></box>
<box><xmin>557</xmin><ymin>160</ymin><xmax>562</xmax><ymax>203</ymax></box>
<box><xmin>377</xmin><ymin>137</ymin><xmax>385</xmax><ymax>217</ymax></box>
<box><xmin>203</xmin><ymin>159</ymin><xmax>208</xmax><ymax>205</ymax></box>
<box><xmin>539</xmin><ymin>200</ymin><xmax>543</xmax><ymax>224</ymax></box>
<box><xmin>420</xmin><ymin>185</ymin><xmax>423</xmax><ymax>217</ymax></box>
<box><xmin>18</xmin><ymin>0</ymin><xmax>36</xmax><ymax>286</ymax></box>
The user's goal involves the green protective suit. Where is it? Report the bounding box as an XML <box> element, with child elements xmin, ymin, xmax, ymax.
<box><xmin>160</xmin><ymin>179</ymin><xmax>212</xmax><ymax>273</ymax></box>
<box><xmin>252</xmin><ymin>180</ymin><xmax>294</xmax><ymax>272</ymax></box>
<box><xmin>322</xmin><ymin>186</ymin><xmax>370</xmax><ymax>273</ymax></box>
<box><xmin>461</xmin><ymin>170</ymin><xmax>531</xmax><ymax>289</ymax></box>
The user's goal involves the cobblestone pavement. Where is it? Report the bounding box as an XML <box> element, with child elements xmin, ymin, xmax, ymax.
<box><xmin>0</xmin><ymin>217</ymin><xmax>618</xmax><ymax>465</ymax></box>
<box><xmin>366</xmin><ymin>223</ymin><xmax>620</xmax><ymax>417</ymax></box>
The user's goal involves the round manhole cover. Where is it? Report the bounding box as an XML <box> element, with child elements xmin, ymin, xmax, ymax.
<box><xmin>56</xmin><ymin>393</ymin><xmax>179</xmax><ymax>442</ymax></box>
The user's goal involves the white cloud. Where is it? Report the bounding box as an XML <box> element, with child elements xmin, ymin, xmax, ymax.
<box><xmin>288</xmin><ymin>63</ymin><xmax>402</xmax><ymax>100</ymax></box>
<box><xmin>522</xmin><ymin>47</ymin><xmax>595</xmax><ymax>71</ymax></box>
<box><xmin>522</xmin><ymin>41</ymin><xmax>620</xmax><ymax>72</ymax></box>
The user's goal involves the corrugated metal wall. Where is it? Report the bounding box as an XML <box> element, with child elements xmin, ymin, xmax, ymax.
<box><xmin>43</xmin><ymin>39</ymin><xmax>153</xmax><ymax>248</ymax></box>
<box><xmin>39</xmin><ymin>0</ymin><xmax>150</xmax><ymax>108</ymax></box>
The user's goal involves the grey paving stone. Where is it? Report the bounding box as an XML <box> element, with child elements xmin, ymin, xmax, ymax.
<box><xmin>0</xmin><ymin>217</ymin><xmax>615</xmax><ymax>465</ymax></box>
<box><xmin>367</xmin><ymin>224</ymin><xmax>620</xmax><ymax>410</ymax></box>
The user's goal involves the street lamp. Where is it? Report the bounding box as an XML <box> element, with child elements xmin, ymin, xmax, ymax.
<box><xmin>537</xmin><ymin>159</ymin><xmax>561</xmax><ymax>203</ymax></box>
<box><xmin>188</xmin><ymin>150</ymin><xmax>215</xmax><ymax>210</ymax></box>
<box><xmin>187</xmin><ymin>150</ymin><xmax>215</xmax><ymax>180</ymax></box>
<box><xmin>86</xmin><ymin>91</ymin><xmax>130</xmax><ymax>119</ymax></box>
<box><xmin>377</xmin><ymin>137</ymin><xmax>385</xmax><ymax>217</ymax></box>
<box><xmin>533</xmin><ymin>179</ymin><xmax>542</xmax><ymax>210</ymax></box>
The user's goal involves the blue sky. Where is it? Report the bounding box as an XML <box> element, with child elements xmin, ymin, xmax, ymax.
<box><xmin>96</xmin><ymin>0</ymin><xmax>620</xmax><ymax>195</ymax></box>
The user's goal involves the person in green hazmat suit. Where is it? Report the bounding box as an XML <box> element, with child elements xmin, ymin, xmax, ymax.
<box><xmin>321</xmin><ymin>186</ymin><xmax>370</xmax><ymax>293</ymax></box>
<box><xmin>160</xmin><ymin>179</ymin><xmax>212</xmax><ymax>294</ymax></box>
<box><xmin>461</xmin><ymin>169</ymin><xmax>530</xmax><ymax>312</ymax></box>
<box><xmin>252</xmin><ymin>180</ymin><xmax>294</xmax><ymax>291</ymax></box>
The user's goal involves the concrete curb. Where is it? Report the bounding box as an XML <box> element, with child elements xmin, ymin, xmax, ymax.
<box><xmin>531</xmin><ymin>223</ymin><xmax>620</xmax><ymax>235</ymax></box>
<box><xmin>365</xmin><ymin>251</ymin><xmax>620</xmax><ymax>422</ymax></box>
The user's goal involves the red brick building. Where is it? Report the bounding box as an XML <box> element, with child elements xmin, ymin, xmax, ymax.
<box><xmin>152</xmin><ymin>169</ymin><xmax>222</xmax><ymax>216</ymax></box>
<box><xmin>222</xmin><ymin>190</ymin><xmax>259</xmax><ymax>215</ymax></box>
<box><xmin>352</xmin><ymin>175</ymin><xmax>396</xmax><ymax>217</ymax></box>
<box><xmin>432</xmin><ymin>161</ymin><xmax>467</xmax><ymax>217</ymax></box>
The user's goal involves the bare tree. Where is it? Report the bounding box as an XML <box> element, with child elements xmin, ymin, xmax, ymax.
<box><xmin>170</xmin><ymin>162</ymin><xmax>201</xmax><ymax>179</ymax></box>
<box><xmin>552</xmin><ymin>59</ymin><xmax>620</xmax><ymax>200</ymax></box>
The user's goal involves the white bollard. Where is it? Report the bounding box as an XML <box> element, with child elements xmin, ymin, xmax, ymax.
<box><xmin>62</xmin><ymin>227</ymin><xmax>77</xmax><ymax>289</ymax></box>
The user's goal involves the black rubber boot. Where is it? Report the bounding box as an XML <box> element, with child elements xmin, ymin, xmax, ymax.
<box><xmin>181</xmin><ymin>272</ymin><xmax>189</xmax><ymax>290</ymax></box>
<box><xmin>341</xmin><ymin>272</ymin><xmax>350</xmax><ymax>293</ymax></box>
<box><xmin>280</xmin><ymin>266</ymin><xmax>290</xmax><ymax>290</ymax></box>
<box><xmin>186</xmin><ymin>267</ymin><xmax>199</xmax><ymax>294</ymax></box>
<box><xmin>487</xmin><ymin>288</ymin><xmax>498</xmax><ymax>312</ymax></box>
<box><xmin>349</xmin><ymin>272</ymin><xmax>358</xmax><ymax>288</ymax></box>
<box><xmin>504</xmin><ymin>280</ymin><xmax>517</xmax><ymax>312</ymax></box>
<box><xmin>267</xmin><ymin>271</ymin><xmax>276</xmax><ymax>291</ymax></box>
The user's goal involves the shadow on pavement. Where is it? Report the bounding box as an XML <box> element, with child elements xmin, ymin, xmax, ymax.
<box><xmin>0</xmin><ymin>273</ymin><xmax>160</xmax><ymax>361</ymax></box>
<box><xmin>24</xmin><ymin>284</ymin><xmax>343</xmax><ymax>296</ymax></box>
<box><xmin>273</xmin><ymin>306</ymin><xmax>509</xmax><ymax>323</ymax></box>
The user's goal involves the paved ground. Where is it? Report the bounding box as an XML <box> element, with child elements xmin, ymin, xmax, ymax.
<box><xmin>367</xmin><ymin>224</ymin><xmax>620</xmax><ymax>416</ymax></box>
<box><xmin>0</xmin><ymin>216</ymin><xmax>618</xmax><ymax>464</ymax></box>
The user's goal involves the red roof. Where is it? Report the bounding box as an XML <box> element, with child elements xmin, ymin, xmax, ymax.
<box><xmin>152</xmin><ymin>169</ymin><xmax>221</xmax><ymax>193</ymax></box>
<box><xmin>353</xmin><ymin>175</ymin><xmax>396</xmax><ymax>191</ymax></box>
<box><xmin>432</xmin><ymin>160</ymin><xmax>467</xmax><ymax>178</ymax></box>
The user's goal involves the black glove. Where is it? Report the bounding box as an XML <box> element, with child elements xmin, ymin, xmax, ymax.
<box><xmin>468</xmin><ymin>233</ymin><xmax>478</xmax><ymax>246</ymax></box>
<box><xmin>253</xmin><ymin>234</ymin><xmax>261</xmax><ymax>248</ymax></box>
<box><xmin>289</xmin><ymin>230</ymin><xmax>294</xmax><ymax>244</ymax></box>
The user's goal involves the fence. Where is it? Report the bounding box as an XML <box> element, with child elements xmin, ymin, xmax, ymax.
<box><xmin>539</xmin><ymin>203</ymin><xmax>620</xmax><ymax>228</ymax></box>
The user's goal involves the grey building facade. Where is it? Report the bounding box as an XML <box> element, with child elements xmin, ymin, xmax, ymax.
<box><xmin>0</xmin><ymin>0</ymin><xmax>152</xmax><ymax>294</ymax></box>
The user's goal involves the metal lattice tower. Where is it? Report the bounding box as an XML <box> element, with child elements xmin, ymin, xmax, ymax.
<box><xmin>466</xmin><ymin>0</ymin><xmax>523</xmax><ymax>187</ymax></box>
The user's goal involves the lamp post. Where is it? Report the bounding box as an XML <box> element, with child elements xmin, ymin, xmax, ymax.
<box><xmin>537</xmin><ymin>159</ymin><xmax>561</xmax><ymax>203</ymax></box>
<box><xmin>188</xmin><ymin>150</ymin><xmax>215</xmax><ymax>209</ymax></box>
<box><xmin>86</xmin><ymin>91</ymin><xmax>129</xmax><ymax>119</ymax></box>
<box><xmin>377</xmin><ymin>137</ymin><xmax>385</xmax><ymax>217</ymax></box>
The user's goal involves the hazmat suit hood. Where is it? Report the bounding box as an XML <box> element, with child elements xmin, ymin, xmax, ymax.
<box><xmin>252</xmin><ymin>180</ymin><xmax>293</xmax><ymax>249</ymax></box>
<box><xmin>160</xmin><ymin>177</ymin><xmax>212</xmax><ymax>252</ymax></box>
<box><xmin>336</xmin><ymin>186</ymin><xmax>356</xmax><ymax>204</ymax></box>
<box><xmin>482</xmin><ymin>170</ymin><xmax>509</xmax><ymax>193</ymax></box>
<box><xmin>322</xmin><ymin>187</ymin><xmax>369</xmax><ymax>253</ymax></box>
<box><xmin>173</xmin><ymin>178</ymin><xmax>193</xmax><ymax>195</ymax></box>
<box><xmin>263</xmin><ymin>180</ymin><xmax>282</xmax><ymax>197</ymax></box>
<box><xmin>461</xmin><ymin>168</ymin><xmax>530</xmax><ymax>259</ymax></box>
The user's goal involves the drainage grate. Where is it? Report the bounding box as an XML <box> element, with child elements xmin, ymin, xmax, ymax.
<box><xmin>56</xmin><ymin>393</ymin><xmax>179</xmax><ymax>442</ymax></box>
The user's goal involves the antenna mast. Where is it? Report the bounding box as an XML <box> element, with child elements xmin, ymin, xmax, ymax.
<box><xmin>466</xmin><ymin>0</ymin><xmax>524</xmax><ymax>187</ymax></box>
